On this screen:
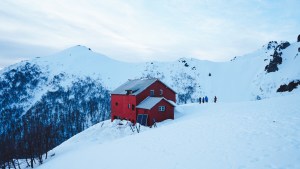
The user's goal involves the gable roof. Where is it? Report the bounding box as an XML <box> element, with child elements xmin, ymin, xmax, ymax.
<box><xmin>136</xmin><ymin>97</ymin><xmax>176</xmax><ymax>110</ymax></box>
<box><xmin>111</xmin><ymin>78</ymin><xmax>176</xmax><ymax>95</ymax></box>
<box><xmin>111</xmin><ymin>78</ymin><xmax>157</xmax><ymax>95</ymax></box>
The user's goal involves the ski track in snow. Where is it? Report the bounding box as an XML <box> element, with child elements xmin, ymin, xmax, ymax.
<box><xmin>37</xmin><ymin>94</ymin><xmax>300</xmax><ymax>169</ymax></box>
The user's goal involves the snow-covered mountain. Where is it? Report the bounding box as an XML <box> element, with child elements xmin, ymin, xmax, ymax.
<box><xmin>1</xmin><ymin>40</ymin><xmax>300</xmax><ymax>168</ymax></box>
<box><xmin>2</xmin><ymin>41</ymin><xmax>299</xmax><ymax>106</ymax></box>
<box><xmin>36</xmin><ymin>40</ymin><xmax>299</xmax><ymax>102</ymax></box>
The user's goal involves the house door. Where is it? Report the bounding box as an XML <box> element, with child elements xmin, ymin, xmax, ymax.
<box><xmin>137</xmin><ymin>114</ymin><xmax>148</xmax><ymax>126</ymax></box>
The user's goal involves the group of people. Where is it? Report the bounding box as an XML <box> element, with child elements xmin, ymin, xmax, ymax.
<box><xmin>199</xmin><ymin>96</ymin><xmax>217</xmax><ymax>103</ymax></box>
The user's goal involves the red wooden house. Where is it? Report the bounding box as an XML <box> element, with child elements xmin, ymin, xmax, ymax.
<box><xmin>111</xmin><ymin>78</ymin><xmax>176</xmax><ymax>126</ymax></box>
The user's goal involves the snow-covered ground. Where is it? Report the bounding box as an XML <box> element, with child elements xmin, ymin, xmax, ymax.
<box><xmin>38</xmin><ymin>92</ymin><xmax>300</xmax><ymax>169</ymax></box>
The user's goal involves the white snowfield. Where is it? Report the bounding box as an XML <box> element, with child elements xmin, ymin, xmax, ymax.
<box><xmin>38</xmin><ymin>93</ymin><xmax>300</xmax><ymax>169</ymax></box>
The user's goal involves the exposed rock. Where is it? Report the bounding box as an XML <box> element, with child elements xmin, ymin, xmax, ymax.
<box><xmin>265</xmin><ymin>41</ymin><xmax>290</xmax><ymax>73</ymax></box>
<box><xmin>277</xmin><ymin>80</ymin><xmax>300</xmax><ymax>92</ymax></box>
<box><xmin>230</xmin><ymin>56</ymin><xmax>237</xmax><ymax>61</ymax></box>
<box><xmin>298</xmin><ymin>34</ymin><xmax>300</xmax><ymax>42</ymax></box>
<box><xmin>278</xmin><ymin>41</ymin><xmax>290</xmax><ymax>50</ymax></box>
<box><xmin>265</xmin><ymin>41</ymin><xmax>278</xmax><ymax>50</ymax></box>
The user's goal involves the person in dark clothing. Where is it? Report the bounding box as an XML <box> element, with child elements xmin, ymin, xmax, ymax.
<box><xmin>202</xmin><ymin>97</ymin><xmax>205</xmax><ymax>103</ymax></box>
<box><xmin>199</xmin><ymin>97</ymin><xmax>202</xmax><ymax>104</ymax></box>
<box><xmin>214</xmin><ymin>96</ymin><xmax>217</xmax><ymax>103</ymax></box>
<box><xmin>205</xmin><ymin>96</ymin><xmax>208</xmax><ymax>102</ymax></box>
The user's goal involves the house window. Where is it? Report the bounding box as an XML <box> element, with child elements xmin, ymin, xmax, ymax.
<box><xmin>160</xmin><ymin>89</ymin><xmax>163</xmax><ymax>95</ymax></box>
<box><xmin>115</xmin><ymin>102</ymin><xmax>118</xmax><ymax>106</ymax></box>
<box><xmin>150</xmin><ymin>90</ymin><xmax>154</xmax><ymax>96</ymax></box>
<box><xmin>158</xmin><ymin>106</ymin><xmax>165</xmax><ymax>112</ymax></box>
<box><xmin>128</xmin><ymin>104</ymin><xmax>131</xmax><ymax>109</ymax></box>
<box><xmin>132</xmin><ymin>104</ymin><xmax>135</xmax><ymax>110</ymax></box>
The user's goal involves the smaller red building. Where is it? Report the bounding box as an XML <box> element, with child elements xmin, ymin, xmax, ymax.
<box><xmin>111</xmin><ymin>78</ymin><xmax>176</xmax><ymax>126</ymax></box>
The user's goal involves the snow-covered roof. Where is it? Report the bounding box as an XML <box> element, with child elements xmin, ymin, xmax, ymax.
<box><xmin>136</xmin><ymin>97</ymin><xmax>176</xmax><ymax>110</ymax></box>
<box><xmin>111</xmin><ymin>78</ymin><xmax>158</xmax><ymax>95</ymax></box>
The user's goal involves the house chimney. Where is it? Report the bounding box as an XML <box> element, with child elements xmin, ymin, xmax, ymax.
<box><xmin>126</xmin><ymin>90</ymin><xmax>132</xmax><ymax>95</ymax></box>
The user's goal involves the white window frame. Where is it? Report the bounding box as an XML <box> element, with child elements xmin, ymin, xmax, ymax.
<box><xmin>158</xmin><ymin>106</ymin><xmax>165</xmax><ymax>112</ymax></box>
<box><xmin>160</xmin><ymin>89</ymin><xmax>163</xmax><ymax>95</ymax></box>
<box><xmin>150</xmin><ymin>90</ymin><xmax>155</xmax><ymax>96</ymax></box>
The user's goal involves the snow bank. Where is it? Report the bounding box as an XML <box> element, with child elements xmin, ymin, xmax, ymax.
<box><xmin>38</xmin><ymin>94</ymin><xmax>300</xmax><ymax>169</ymax></box>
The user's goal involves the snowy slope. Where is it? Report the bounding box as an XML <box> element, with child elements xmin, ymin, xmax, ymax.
<box><xmin>38</xmin><ymin>93</ymin><xmax>300</xmax><ymax>169</ymax></box>
<box><xmin>148</xmin><ymin>41</ymin><xmax>300</xmax><ymax>102</ymax></box>
<box><xmin>28</xmin><ymin>45</ymin><xmax>146</xmax><ymax>89</ymax></box>
<box><xmin>41</xmin><ymin>41</ymin><xmax>300</xmax><ymax>102</ymax></box>
<box><xmin>3</xmin><ymin>41</ymin><xmax>299</xmax><ymax>105</ymax></box>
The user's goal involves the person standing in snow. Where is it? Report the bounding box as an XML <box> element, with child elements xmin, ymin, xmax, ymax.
<box><xmin>214</xmin><ymin>96</ymin><xmax>217</xmax><ymax>103</ymax></box>
<box><xmin>205</xmin><ymin>96</ymin><xmax>208</xmax><ymax>103</ymax></box>
<box><xmin>199</xmin><ymin>97</ymin><xmax>202</xmax><ymax>104</ymax></box>
<box><xmin>202</xmin><ymin>97</ymin><xmax>205</xmax><ymax>103</ymax></box>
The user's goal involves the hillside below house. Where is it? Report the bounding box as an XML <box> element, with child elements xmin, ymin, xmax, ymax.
<box><xmin>36</xmin><ymin>93</ymin><xmax>300</xmax><ymax>169</ymax></box>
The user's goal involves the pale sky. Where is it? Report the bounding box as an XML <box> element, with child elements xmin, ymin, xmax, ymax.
<box><xmin>0</xmin><ymin>0</ymin><xmax>299</xmax><ymax>69</ymax></box>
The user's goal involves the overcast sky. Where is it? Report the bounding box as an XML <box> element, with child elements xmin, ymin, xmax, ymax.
<box><xmin>0</xmin><ymin>0</ymin><xmax>299</xmax><ymax>69</ymax></box>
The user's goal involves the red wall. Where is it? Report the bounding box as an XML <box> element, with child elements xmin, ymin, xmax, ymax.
<box><xmin>136</xmin><ymin>80</ymin><xmax>176</xmax><ymax>104</ymax></box>
<box><xmin>137</xmin><ymin>99</ymin><xmax>174</xmax><ymax>126</ymax></box>
<box><xmin>111</xmin><ymin>94</ymin><xmax>137</xmax><ymax>123</ymax></box>
<box><xmin>111</xmin><ymin>80</ymin><xmax>176</xmax><ymax>125</ymax></box>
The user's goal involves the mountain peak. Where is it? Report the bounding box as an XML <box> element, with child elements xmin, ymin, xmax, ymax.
<box><xmin>74</xmin><ymin>45</ymin><xmax>92</xmax><ymax>51</ymax></box>
<box><xmin>63</xmin><ymin>45</ymin><xmax>93</xmax><ymax>54</ymax></box>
